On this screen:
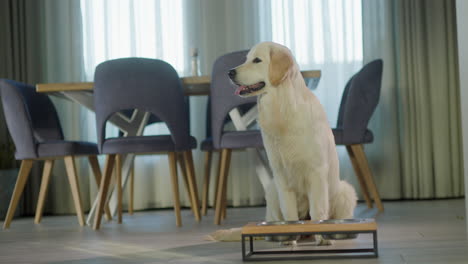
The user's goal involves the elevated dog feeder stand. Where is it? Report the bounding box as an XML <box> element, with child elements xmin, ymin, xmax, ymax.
<box><xmin>241</xmin><ymin>218</ymin><xmax>378</xmax><ymax>261</ymax></box>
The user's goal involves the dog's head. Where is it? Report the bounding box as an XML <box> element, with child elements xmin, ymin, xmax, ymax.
<box><xmin>229</xmin><ymin>42</ymin><xmax>295</xmax><ymax>97</ymax></box>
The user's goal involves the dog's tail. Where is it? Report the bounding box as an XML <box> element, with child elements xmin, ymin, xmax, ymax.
<box><xmin>204</xmin><ymin>228</ymin><xmax>242</xmax><ymax>241</ymax></box>
<box><xmin>204</xmin><ymin>228</ymin><xmax>265</xmax><ymax>242</ymax></box>
<box><xmin>330</xmin><ymin>180</ymin><xmax>357</xmax><ymax>219</ymax></box>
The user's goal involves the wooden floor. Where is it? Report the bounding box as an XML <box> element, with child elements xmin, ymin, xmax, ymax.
<box><xmin>0</xmin><ymin>199</ymin><xmax>467</xmax><ymax>264</ymax></box>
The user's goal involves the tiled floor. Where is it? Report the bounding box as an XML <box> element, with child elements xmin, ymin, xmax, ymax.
<box><xmin>0</xmin><ymin>199</ymin><xmax>467</xmax><ymax>263</ymax></box>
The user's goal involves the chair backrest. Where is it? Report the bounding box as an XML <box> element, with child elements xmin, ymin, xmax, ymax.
<box><xmin>204</xmin><ymin>98</ymin><xmax>255</xmax><ymax>139</ymax></box>
<box><xmin>336</xmin><ymin>59</ymin><xmax>383</xmax><ymax>143</ymax></box>
<box><xmin>210</xmin><ymin>50</ymin><xmax>256</xmax><ymax>149</ymax></box>
<box><xmin>0</xmin><ymin>79</ymin><xmax>64</xmax><ymax>159</ymax></box>
<box><xmin>93</xmin><ymin>57</ymin><xmax>190</xmax><ymax>151</ymax></box>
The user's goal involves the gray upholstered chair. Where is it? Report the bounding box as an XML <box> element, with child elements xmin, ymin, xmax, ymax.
<box><xmin>199</xmin><ymin>99</ymin><xmax>255</xmax><ymax>216</ymax></box>
<box><xmin>117</xmin><ymin>112</ymin><xmax>160</xmax><ymax>215</ymax></box>
<box><xmin>118</xmin><ymin>112</ymin><xmax>194</xmax><ymax>217</ymax></box>
<box><xmin>92</xmin><ymin>58</ymin><xmax>200</xmax><ymax>229</ymax></box>
<box><xmin>209</xmin><ymin>50</ymin><xmax>264</xmax><ymax>224</ymax></box>
<box><xmin>199</xmin><ymin>100</ymin><xmax>216</xmax><ymax>216</ymax></box>
<box><xmin>333</xmin><ymin>59</ymin><xmax>384</xmax><ymax>212</ymax></box>
<box><xmin>0</xmin><ymin>79</ymin><xmax>104</xmax><ymax>229</ymax></box>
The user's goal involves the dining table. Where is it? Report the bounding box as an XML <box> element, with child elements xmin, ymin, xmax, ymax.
<box><xmin>36</xmin><ymin>70</ymin><xmax>321</xmax><ymax>225</ymax></box>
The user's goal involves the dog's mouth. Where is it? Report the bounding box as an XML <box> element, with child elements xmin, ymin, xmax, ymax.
<box><xmin>234</xmin><ymin>82</ymin><xmax>266</xmax><ymax>96</ymax></box>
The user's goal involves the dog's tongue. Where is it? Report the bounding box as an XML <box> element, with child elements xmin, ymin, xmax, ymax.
<box><xmin>235</xmin><ymin>85</ymin><xmax>246</xmax><ymax>95</ymax></box>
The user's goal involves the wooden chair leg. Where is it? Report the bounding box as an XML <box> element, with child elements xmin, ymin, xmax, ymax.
<box><xmin>116</xmin><ymin>155</ymin><xmax>123</xmax><ymax>224</ymax></box>
<box><xmin>213</xmin><ymin>151</ymin><xmax>222</xmax><ymax>212</ymax></box>
<box><xmin>93</xmin><ymin>155</ymin><xmax>116</xmax><ymax>230</ymax></box>
<box><xmin>346</xmin><ymin>146</ymin><xmax>373</xmax><ymax>209</ymax></box>
<box><xmin>177</xmin><ymin>153</ymin><xmax>195</xmax><ymax>214</ymax></box>
<box><xmin>221</xmin><ymin>186</ymin><xmax>227</xmax><ymax>220</ymax></box>
<box><xmin>201</xmin><ymin>151</ymin><xmax>213</xmax><ymax>216</ymax></box>
<box><xmin>214</xmin><ymin>149</ymin><xmax>232</xmax><ymax>225</ymax></box>
<box><xmin>221</xmin><ymin>150</ymin><xmax>232</xmax><ymax>221</ymax></box>
<box><xmin>350</xmin><ymin>144</ymin><xmax>384</xmax><ymax>212</ymax></box>
<box><xmin>3</xmin><ymin>160</ymin><xmax>34</xmax><ymax>229</ymax></box>
<box><xmin>128</xmin><ymin>164</ymin><xmax>134</xmax><ymax>215</ymax></box>
<box><xmin>168</xmin><ymin>152</ymin><xmax>182</xmax><ymax>226</ymax></box>
<box><xmin>183</xmin><ymin>150</ymin><xmax>201</xmax><ymax>222</ymax></box>
<box><xmin>87</xmin><ymin>156</ymin><xmax>112</xmax><ymax>220</ymax></box>
<box><xmin>64</xmin><ymin>156</ymin><xmax>85</xmax><ymax>226</ymax></box>
<box><xmin>34</xmin><ymin>160</ymin><xmax>55</xmax><ymax>224</ymax></box>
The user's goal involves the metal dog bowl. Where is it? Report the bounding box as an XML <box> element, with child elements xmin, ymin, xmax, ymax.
<box><xmin>318</xmin><ymin>219</ymin><xmax>370</xmax><ymax>240</ymax></box>
<box><xmin>257</xmin><ymin>221</ymin><xmax>305</xmax><ymax>242</ymax></box>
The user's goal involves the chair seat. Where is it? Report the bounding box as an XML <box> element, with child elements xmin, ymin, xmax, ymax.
<box><xmin>37</xmin><ymin>140</ymin><xmax>98</xmax><ymax>158</ymax></box>
<box><xmin>201</xmin><ymin>138</ymin><xmax>214</xmax><ymax>151</ymax></box>
<box><xmin>332</xmin><ymin>128</ymin><xmax>374</xmax><ymax>145</ymax></box>
<box><xmin>220</xmin><ymin>130</ymin><xmax>263</xmax><ymax>149</ymax></box>
<box><xmin>102</xmin><ymin>135</ymin><xmax>197</xmax><ymax>154</ymax></box>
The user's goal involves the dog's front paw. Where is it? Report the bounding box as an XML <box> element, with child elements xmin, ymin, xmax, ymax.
<box><xmin>280</xmin><ymin>239</ymin><xmax>298</xmax><ymax>247</ymax></box>
<box><xmin>315</xmin><ymin>235</ymin><xmax>333</xmax><ymax>246</ymax></box>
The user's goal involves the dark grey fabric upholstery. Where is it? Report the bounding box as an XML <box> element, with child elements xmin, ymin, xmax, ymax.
<box><xmin>0</xmin><ymin>79</ymin><xmax>98</xmax><ymax>159</ymax></box>
<box><xmin>37</xmin><ymin>140</ymin><xmax>98</xmax><ymax>157</ymax></box>
<box><xmin>210</xmin><ymin>51</ymin><xmax>263</xmax><ymax>150</ymax></box>
<box><xmin>102</xmin><ymin>135</ymin><xmax>197</xmax><ymax>154</ymax></box>
<box><xmin>333</xmin><ymin>128</ymin><xmax>374</xmax><ymax>145</ymax></box>
<box><xmin>0</xmin><ymin>80</ymin><xmax>39</xmax><ymax>159</ymax></box>
<box><xmin>93</xmin><ymin>58</ymin><xmax>195</xmax><ymax>153</ymax></box>
<box><xmin>334</xmin><ymin>59</ymin><xmax>383</xmax><ymax>145</ymax></box>
<box><xmin>200</xmin><ymin>138</ymin><xmax>214</xmax><ymax>151</ymax></box>
<box><xmin>201</xmin><ymin>98</ymin><xmax>257</xmax><ymax>152</ymax></box>
<box><xmin>220</xmin><ymin>131</ymin><xmax>263</xmax><ymax>149</ymax></box>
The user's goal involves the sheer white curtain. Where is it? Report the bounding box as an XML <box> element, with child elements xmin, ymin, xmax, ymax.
<box><xmin>81</xmin><ymin>0</ymin><xmax>186</xmax><ymax>79</ymax></box>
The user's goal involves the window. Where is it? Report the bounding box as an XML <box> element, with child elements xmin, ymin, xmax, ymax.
<box><xmin>80</xmin><ymin>0</ymin><xmax>185</xmax><ymax>80</ymax></box>
<box><xmin>263</xmin><ymin>0</ymin><xmax>362</xmax><ymax>66</ymax></box>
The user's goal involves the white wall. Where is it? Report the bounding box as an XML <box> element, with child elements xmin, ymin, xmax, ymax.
<box><xmin>455</xmin><ymin>0</ymin><xmax>468</xmax><ymax>231</ymax></box>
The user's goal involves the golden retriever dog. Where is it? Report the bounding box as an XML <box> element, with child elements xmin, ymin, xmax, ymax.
<box><xmin>229</xmin><ymin>42</ymin><xmax>357</xmax><ymax>244</ymax></box>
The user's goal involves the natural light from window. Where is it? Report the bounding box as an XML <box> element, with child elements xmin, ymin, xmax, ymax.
<box><xmin>268</xmin><ymin>0</ymin><xmax>362</xmax><ymax>66</ymax></box>
<box><xmin>80</xmin><ymin>0</ymin><xmax>185</xmax><ymax>81</ymax></box>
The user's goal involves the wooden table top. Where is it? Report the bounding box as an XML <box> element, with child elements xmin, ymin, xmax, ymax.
<box><xmin>36</xmin><ymin>70</ymin><xmax>321</xmax><ymax>96</ymax></box>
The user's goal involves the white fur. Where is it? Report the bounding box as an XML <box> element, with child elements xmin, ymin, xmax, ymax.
<box><xmin>233</xmin><ymin>42</ymin><xmax>357</xmax><ymax>232</ymax></box>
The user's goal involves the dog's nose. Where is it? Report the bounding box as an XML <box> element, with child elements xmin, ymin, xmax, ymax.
<box><xmin>228</xmin><ymin>69</ymin><xmax>236</xmax><ymax>79</ymax></box>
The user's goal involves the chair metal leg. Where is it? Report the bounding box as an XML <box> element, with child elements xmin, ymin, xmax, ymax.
<box><xmin>168</xmin><ymin>152</ymin><xmax>182</xmax><ymax>226</ymax></box>
<box><xmin>64</xmin><ymin>156</ymin><xmax>85</xmax><ymax>226</ymax></box>
<box><xmin>183</xmin><ymin>150</ymin><xmax>201</xmax><ymax>221</ymax></box>
<box><xmin>350</xmin><ymin>144</ymin><xmax>384</xmax><ymax>212</ymax></box>
<box><xmin>214</xmin><ymin>149</ymin><xmax>232</xmax><ymax>225</ymax></box>
<box><xmin>116</xmin><ymin>155</ymin><xmax>123</xmax><ymax>224</ymax></box>
<box><xmin>34</xmin><ymin>160</ymin><xmax>55</xmax><ymax>224</ymax></box>
<box><xmin>346</xmin><ymin>146</ymin><xmax>373</xmax><ymax>209</ymax></box>
<box><xmin>93</xmin><ymin>155</ymin><xmax>116</xmax><ymax>230</ymax></box>
<box><xmin>3</xmin><ymin>160</ymin><xmax>34</xmax><ymax>229</ymax></box>
<box><xmin>88</xmin><ymin>156</ymin><xmax>112</xmax><ymax>220</ymax></box>
<box><xmin>201</xmin><ymin>151</ymin><xmax>213</xmax><ymax>216</ymax></box>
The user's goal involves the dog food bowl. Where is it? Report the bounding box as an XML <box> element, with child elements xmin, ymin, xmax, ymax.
<box><xmin>318</xmin><ymin>219</ymin><xmax>371</xmax><ymax>240</ymax></box>
<box><xmin>257</xmin><ymin>221</ymin><xmax>305</xmax><ymax>242</ymax></box>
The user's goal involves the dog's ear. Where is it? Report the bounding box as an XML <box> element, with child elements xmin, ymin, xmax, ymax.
<box><xmin>268</xmin><ymin>47</ymin><xmax>293</xmax><ymax>86</ymax></box>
